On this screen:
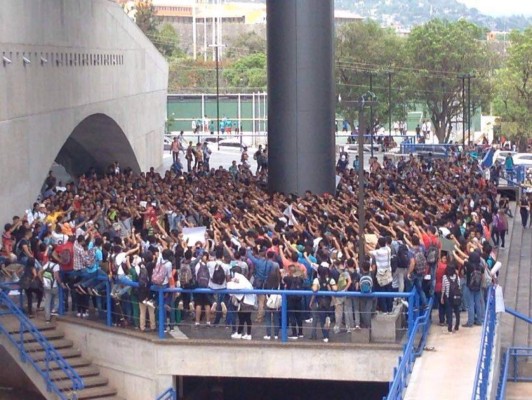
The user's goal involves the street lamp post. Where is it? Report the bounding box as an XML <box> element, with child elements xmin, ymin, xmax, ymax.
<box><xmin>209</xmin><ymin>43</ymin><xmax>225</xmax><ymax>151</ymax></box>
<box><xmin>342</xmin><ymin>91</ymin><xmax>377</xmax><ymax>267</ymax></box>
<box><xmin>458</xmin><ymin>73</ymin><xmax>466</xmax><ymax>146</ymax></box>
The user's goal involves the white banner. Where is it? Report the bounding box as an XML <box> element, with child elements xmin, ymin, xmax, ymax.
<box><xmin>182</xmin><ymin>226</ymin><xmax>207</xmax><ymax>245</ymax></box>
<box><xmin>495</xmin><ymin>285</ymin><xmax>505</xmax><ymax>313</ymax></box>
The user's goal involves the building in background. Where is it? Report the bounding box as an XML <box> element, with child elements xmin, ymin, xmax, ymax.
<box><xmin>117</xmin><ymin>1</ymin><xmax>362</xmax><ymax>58</ymax></box>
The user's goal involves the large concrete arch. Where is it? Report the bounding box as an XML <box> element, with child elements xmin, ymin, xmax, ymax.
<box><xmin>0</xmin><ymin>0</ymin><xmax>168</xmax><ymax>224</ymax></box>
<box><xmin>56</xmin><ymin>113</ymin><xmax>141</xmax><ymax>177</ymax></box>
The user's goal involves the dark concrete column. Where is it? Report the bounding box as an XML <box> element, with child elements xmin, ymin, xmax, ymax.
<box><xmin>267</xmin><ymin>0</ymin><xmax>335</xmax><ymax>195</ymax></box>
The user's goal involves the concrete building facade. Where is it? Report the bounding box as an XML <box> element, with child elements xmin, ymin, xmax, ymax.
<box><xmin>0</xmin><ymin>0</ymin><xmax>168</xmax><ymax>225</ymax></box>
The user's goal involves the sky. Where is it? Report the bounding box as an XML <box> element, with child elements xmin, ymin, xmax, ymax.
<box><xmin>458</xmin><ymin>0</ymin><xmax>532</xmax><ymax>16</ymax></box>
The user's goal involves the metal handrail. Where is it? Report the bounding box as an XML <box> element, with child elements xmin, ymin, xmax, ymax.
<box><xmin>0</xmin><ymin>285</ymin><xmax>84</xmax><ymax>399</ymax></box>
<box><xmin>156</xmin><ymin>387</ymin><xmax>177</xmax><ymax>400</ymax></box>
<box><xmin>59</xmin><ymin>274</ymin><xmax>418</xmax><ymax>342</ymax></box>
<box><xmin>384</xmin><ymin>296</ymin><xmax>433</xmax><ymax>400</ymax></box>
<box><xmin>505</xmin><ymin>307</ymin><xmax>532</xmax><ymax>324</ymax></box>
<box><xmin>471</xmin><ymin>285</ymin><xmax>497</xmax><ymax>400</ymax></box>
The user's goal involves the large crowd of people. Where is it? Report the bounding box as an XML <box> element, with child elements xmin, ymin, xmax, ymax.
<box><xmin>1</xmin><ymin>145</ymin><xmax>527</xmax><ymax>342</ymax></box>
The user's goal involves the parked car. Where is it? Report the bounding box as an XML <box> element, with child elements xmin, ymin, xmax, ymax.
<box><xmin>207</xmin><ymin>138</ymin><xmax>259</xmax><ymax>155</ymax></box>
<box><xmin>493</xmin><ymin>150</ymin><xmax>517</xmax><ymax>165</ymax></box>
<box><xmin>512</xmin><ymin>153</ymin><xmax>532</xmax><ymax>168</ymax></box>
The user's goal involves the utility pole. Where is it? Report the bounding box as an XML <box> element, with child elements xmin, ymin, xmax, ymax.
<box><xmin>209</xmin><ymin>43</ymin><xmax>226</xmax><ymax>150</ymax></box>
<box><xmin>342</xmin><ymin>92</ymin><xmax>377</xmax><ymax>267</ymax></box>
<box><xmin>467</xmin><ymin>74</ymin><xmax>475</xmax><ymax>145</ymax></box>
<box><xmin>192</xmin><ymin>0</ymin><xmax>197</xmax><ymax>60</ymax></box>
<box><xmin>388</xmin><ymin>71</ymin><xmax>392</xmax><ymax>136</ymax></box>
<box><xmin>458</xmin><ymin>74</ymin><xmax>466</xmax><ymax>146</ymax></box>
<box><xmin>369</xmin><ymin>72</ymin><xmax>374</xmax><ymax>158</ymax></box>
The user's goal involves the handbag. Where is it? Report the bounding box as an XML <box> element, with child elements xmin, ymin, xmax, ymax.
<box><xmin>266</xmin><ymin>294</ymin><xmax>282</xmax><ymax>310</ymax></box>
<box><xmin>376</xmin><ymin>269</ymin><xmax>393</xmax><ymax>287</ymax></box>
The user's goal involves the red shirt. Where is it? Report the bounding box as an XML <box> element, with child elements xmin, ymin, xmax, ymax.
<box><xmin>54</xmin><ymin>242</ymin><xmax>74</xmax><ymax>272</ymax></box>
<box><xmin>435</xmin><ymin>261</ymin><xmax>447</xmax><ymax>293</ymax></box>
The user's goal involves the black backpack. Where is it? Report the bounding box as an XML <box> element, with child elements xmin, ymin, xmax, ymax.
<box><xmin>468</xmin><ymin>263</ymin><xmax>482</xmax><ymax>292</ymax></box>
<box><xmin>317</xmin><ymin>278</ymin><xmax>333</xmax><ymax>310</ymax></box>
<box><xmin>211</xmin><ymin>263</ymin><xmax>226</xmax><ymax>285</ymax></box>
<box><xmin>448</xmin><ymin>276</ymin><xmax>462</xmax><ymax>306</ymax></box>
<box><xmin>397</xmin><ymin>244</ymin><xmax>410</xmax><ymax>269</ymax></box>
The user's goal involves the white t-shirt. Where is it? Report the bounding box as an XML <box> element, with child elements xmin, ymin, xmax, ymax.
<box><xmin>370</xmin><ymin>247</ymin><xmax>392</xmax><ymax>272</ymax></box>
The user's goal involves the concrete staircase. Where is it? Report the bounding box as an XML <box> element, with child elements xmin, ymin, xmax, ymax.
<box><xmin>0</xmin><ymin>314</ymin><xmax>124</xmax><ymax>400</ymax></box>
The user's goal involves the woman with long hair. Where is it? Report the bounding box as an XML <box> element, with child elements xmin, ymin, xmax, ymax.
<box><xmin>441</xmin><ymin>263</ymin><xmax>461</xmax><ymax>334</ymax></box>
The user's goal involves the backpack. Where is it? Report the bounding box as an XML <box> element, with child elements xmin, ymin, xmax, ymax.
<box><xmin>211</xmin><ymin>263</ymin><xmax>226</xmax><ymax>285</ymax></box>
<box><xmin>42</xmin><ymin>262</ymin><xmax>57</xmax><ymax>290</ymax></box>
<box><xmin>448</xmin><ymin>276</ymin><xmax>462</xmax><ymax>306</ymax></box>
<box><xmin>426</xmin><ymin>243</ymin><xmax>439</xmax><ymax>264</ymax></box>
<box><xmin>317</xmin><ymin>278</ymin><xmax>332</xmax><ymax>310</ymax></box>
<box><xmin>196</xmin><ymin>262</ymin><xmax>210</xmax><ymax>288</ymax></box>
<box><xmin>397</xmin><ymin>244</ymin><xmax>410</xmax><ymax>269</ymax></box>
<box><xmin>468</xmin><ymin>263</ymin><xmax>482</xmax><ymax>292</ymax></box>
<box><xmin>151</xmin><ymin>260</ymin><xmax>167</xmax><ymax>285</ymax></box>
<box><xmin>359</xmin><ymin>274</ymin><xmax>373</xmax><ymax>294</ymax></box>
<box><xmin>414</xmin><ymin>248</ymin><xmax>428</xmax><ymax>275</ymax></box>
<box><xmin>179</xmin><ymin>263</ymin><xmax>194</xmax><ymax>288</ymax></box>
<box><xmin>138</xmin><ymin>266</ymin><xmax>149</xmax><ymax>289</ymax></box>
<box><xmin>287</xmin><ymin>276</ymin><xmax>303</xmax><ymax>293</ymax></box>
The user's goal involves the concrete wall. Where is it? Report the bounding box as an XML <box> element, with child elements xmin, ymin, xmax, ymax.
<box><xmin>60</xmin><ymin>320</ymin><xmax>401</xmax><ymax>400</ymax></box>
<box><xmin>0</xmin><ymin>0</ymin><xmax>168</xmax><ymax>225</ymax></box>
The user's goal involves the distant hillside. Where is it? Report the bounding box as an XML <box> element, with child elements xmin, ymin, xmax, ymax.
<box><xmin>236</xmin><ymin>0</ymin><xmax>531</xmax><ymax>31</ymax></box>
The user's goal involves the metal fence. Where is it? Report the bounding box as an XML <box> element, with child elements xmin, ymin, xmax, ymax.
<box><xmin>56</xmin><ymin>274</ymin><xmax>420</xmax><ymax>343</ymax></box>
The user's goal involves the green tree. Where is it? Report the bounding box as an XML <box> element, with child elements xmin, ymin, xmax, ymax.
<box><xmin>226</xmin><ymin>30</ymin><xmax>267</xmax><ymax>59</ymax></box>
<box><xmin>135</xmin><ymin>0</ymin><xmax>158</xmax><ymax>36</ymax></box>
<box><xmin>154</xmin><ymin>23</ymin><xmax>184</xmax><ymax>60</ymax></box>
<box><xmin>493</xmin><ymin>27</ymin><xmax>532</xmax><ymax>151</ymax></box>
<box><xmin>168</xmin><ymin>59</ymin><xmax>218</xmax><ymax>93</ymax></box>
<box><xmin>223</xmin><ymin>53</ymin><xmax>267</xmax><ymax>91</ymax></box>
<box><xmin>405</xmin><ymin>19</ymin><xmax>494</xmax><ymax>143</ymax></box>
<box><xmin>336</xmin><ymin>20</ymin><xmax>407</xmax><ymax>131</ymax></box>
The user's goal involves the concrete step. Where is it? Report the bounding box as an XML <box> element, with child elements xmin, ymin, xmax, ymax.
<box><xmin>57</xmin><ymin>375</ymin><xmax>108</xmax><ymax>391</ymax></box>
<box><xmin>38</xmin><ymin>356</ymin><xmax>92</xmax><ymax>370</ymax></box>
<box><xmin>31</xmin><ymin>347</ymin><xmax>81</xmax><ymax>361</ymax></box>
<box><xmin>24</xmin><ymin>338</ymin><xmax>74</xmax><ymax>352</ymax></box>
<box><xmin>505</xmin><ymin>381</ymin><xmax>532</xmax><ymax>399</ymax></box>
<box><xmin>49</xmin><ymin>365</ymin><xmax>100</xmax><ymax>380</ymax></box>
<box><xmin>19</xmin><ymin>328</ymin><xmax>64</xmax><ymax>342</ymax></box>
<box><xmin>0</xmin><ymin>316</ymin><xmax>57</xmax><ymax>334</ymax></box>
<box><xmin>75</xmin><ymin>386</ymin><xmax>118</xmax><ymax>399</ymax></box>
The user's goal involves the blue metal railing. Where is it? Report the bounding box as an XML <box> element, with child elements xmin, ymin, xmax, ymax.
<box><xmin>156</xmin><ymin>387</ymin><xmax>177</xmax><ymax>400</ymax></box>
<box><xmin>495</xmin><ymin>306</ymin><xmax>532</xmax><ymax>400</ymax></box>
<box><xmin>58</xmin><ymin>275</ymin><xmax>419</xmax><ymax>342</ymax></box>
<box><xmin>383</xmin><ymin>296</ymin><xmax>433</xmax><ymax>400</ymax></box>
<box><xmin>471</xmin><ymin>285</ymin><xmax>497</xmax><ymax>400</ymax></box>
<box><xmin>399</xmin><ymin>143</ymin><xmax>455</xmax><ymax>158</ymax></box>
<box><xmin>497</xmin><ymin>347</ymin><xmax>532</xmax><ymax>400</ymax></box>
<box><xmin>0</xmin><ymin>284</ymin><xmax>84</xmax><ymax>399</ymax></box>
